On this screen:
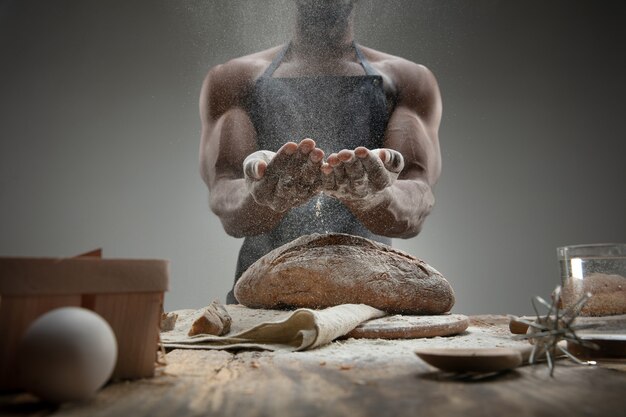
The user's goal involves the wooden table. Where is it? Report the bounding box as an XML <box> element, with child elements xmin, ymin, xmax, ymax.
<box><xmin>2</xmin><ymin>316</ymin><xmax>625</xmax><ymax>417</ymax></box>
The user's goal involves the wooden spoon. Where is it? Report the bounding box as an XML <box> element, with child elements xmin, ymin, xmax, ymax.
<box><xmin>415</xmin><ymin>347</ymin><xmax>524</xmax><ymax>373</ymax></box>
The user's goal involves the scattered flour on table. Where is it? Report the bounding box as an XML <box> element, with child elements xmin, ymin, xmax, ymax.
<box><xmin>165</xmin><ymin>306</ymin><xmax>530</xmax><ymax>366</ymax></box>
<box><xmin>288</xmin><ymin>324</ymin><xmax>529</xmax><ymax>365</ymax></box>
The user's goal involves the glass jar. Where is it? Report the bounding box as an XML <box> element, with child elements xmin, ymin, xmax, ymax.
<box><xmin>557</xmin><ymin>243</ymin><xmax>626</xmax><ymax>316</ymax></box>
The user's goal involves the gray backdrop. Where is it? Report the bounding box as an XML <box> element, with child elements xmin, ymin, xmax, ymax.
<box><xmin>1</xmin><ymin>1</ymin><xmax>624</xmax><ymax>315</ymax></box>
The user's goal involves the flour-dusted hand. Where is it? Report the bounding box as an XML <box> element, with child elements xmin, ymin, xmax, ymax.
<box><xmin>321</xmin><ymin>147</ymin><xmax>404</xmax><ymax>200</ymax></box>
<box><xmin>243</xmin><ymin>138</ymin><xmax>325</xmax><ymax>212</ymax></box>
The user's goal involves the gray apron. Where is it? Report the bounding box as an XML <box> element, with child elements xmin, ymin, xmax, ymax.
<box><xmin>227</xmin><ymin>41</ymin><xmax>391</xmax><ymax>303</ymax></box>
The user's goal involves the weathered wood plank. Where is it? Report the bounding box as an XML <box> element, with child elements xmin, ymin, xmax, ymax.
<box><xmin>2</xmin><ymin>349</ymin><xmax>623</xmax><ymax>417</ymax></box>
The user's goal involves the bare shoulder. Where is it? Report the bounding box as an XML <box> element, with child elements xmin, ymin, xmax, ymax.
<box><xmin>358</xmin><ymin>45</ymin><xmax>440</xmax><ymax>102</ymax></box>
<box><xmin>205</xmin><ymin>45</ymin><xmax>284</xmax><ymax>86</ymax></box>
<box><xmin>200</xmin><ymin>45</ymin><xmax>285</xmax><ymax>118</ymax></box>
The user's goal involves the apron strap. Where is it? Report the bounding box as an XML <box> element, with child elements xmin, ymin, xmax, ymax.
<box><xmin>354</xmin><ymin>42</ymin><xmax>380</xmax><ymax>77</ymax></box>
<box><xmin>261</xmin><ymin>42</ymin><xmax>291</xmax><ymax>78</ymax></box>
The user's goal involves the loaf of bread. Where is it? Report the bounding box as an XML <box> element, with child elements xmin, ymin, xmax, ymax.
<box><xmin>234</xmin><ymin>233</ymin><xmax>455</xmax><ymax>314</ymax></box>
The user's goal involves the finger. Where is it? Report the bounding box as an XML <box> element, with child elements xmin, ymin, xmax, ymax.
<box><xmin>266</xmin><ymin>142</ymin><xmax>298</xmax><ymax>175</ymax></box>
<box><xmin>297</xmin><ymin>145</ymin><xmax>323</xmax><ymax>192</ymax></box>
<box><xmin>341</xmin><ymin>153</ymin><xmax>368</xmax><ymax>197</ymax></box>
<box><xmin>298</xmin><ymin>141</ymin><xmax>321</xmax><ymax>176</ymax></box>
<box><xmin>352</xmin><ymin>147</ymin><xmax>372</xmax><ymax>181</ymax></box>
<box><xmin>244</xmin><ymin>153</ymin><xmax>279</xmax><ymax>203</ymax></box>
<box><xmin>354</xmin><ymin>146</ymin><xmax>369</xmax><ymax>159</ymax></box>
<box><xmin>359</xmin><ymin>149</ymin><xmax>389</xmax><ymax>190</ymax></box>
<box><xmin>298</xmin><ymin>138</ymin><xmax>316</xmax><ymax>155</ymax></box>
<box><xmin>342</xmin><ymin>153</ymin><xmax>365</xmax><ymax>181</ymax></box>
<box><xmin>327</xmin><ymin>152</ymin><xmax>350</xmax><ymax>188</ymax></box>
<box><xmin>243</xmin><ymin>150</ymin><xmax>275</xmax><ymax>179</ymax></box>
<box><xmin>346</xmin><ymin>164</ymin><xmax>367</xmax><ymax>196</ymax></box>
<box><xmin>337</xmin><ymin>149</ymin><xmax>355</xmax><ymax>163</ymax></box>
<box><xmin>379</xmin><ymin>149</ymin><xmax>405</xmax><ymax>174</ymax></box>
<box><xmin>320</xmin><ymin>162</ymin><xmax>333</xmax><ymax>176</ymax></box>
<box><xmin>309</xmin><ymin>148</ymin><xmax>324</xmax><ymax>164</ymax></box>
<box><xmin>321</xmin><ymin>165</ymin><xmax>336</xmax><ymax>190</ymax></box>
<box><xmin>292</xmin><ymin>138</ymin><xmax>315</xmax><ymax>167</ymax></box>
<box><xmin>332</xmin><ymin>162</ymin><xmax>348</xmax><ymax>188</ymax></box>
<box><xmin>244</xmin><ymin>159</ymin><xmax>267</xmax><ymax>180</ymax></box>
<box><xmin>349</xmin><ymin>146</ymin><xmax>370</xmax><ymax>190</ymax></box>
<box><xmin>280</xmin><ymin>141</ymin><xmax>299</xmax><ymax>155</ymax></box>
<box><xmin>300</xmin><ymin>158</ymin><xmax>323</xmax><ymax>191</ymax></box>
<box><xmin>327</xmin><ymin>153</ymin><xmax>341</xmax><ymax>168</ymax></box>
<box><xmin>337</xmin><ymin>149</ymin><xmax>364</xmax><ymax>186</ymax></box>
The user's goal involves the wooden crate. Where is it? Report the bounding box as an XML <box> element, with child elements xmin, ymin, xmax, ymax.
<box><xmin>0</xmin><ymin>250</ymin><xmax>169</xmax><ymax>390</ymax></box>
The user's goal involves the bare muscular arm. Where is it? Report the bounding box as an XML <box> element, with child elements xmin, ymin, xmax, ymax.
<box><xmin>199</xmin><ymin>63</ymin><xmax>284</xmax><ymax>237</ymax></box>
<box><xmin>322</xmin><ymin>62</ymin><xmax>442</xmax><ymax>238</ymax></box>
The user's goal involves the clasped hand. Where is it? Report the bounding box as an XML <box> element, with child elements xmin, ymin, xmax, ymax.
<box><xmin>243</xmin><ymin>139</ymin><xmax>404</xmax><ymax>212</ymax></box>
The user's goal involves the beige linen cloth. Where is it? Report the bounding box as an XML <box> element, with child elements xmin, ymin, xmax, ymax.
<box><xmin>160</xmin><ymin>304</ymin><xmax>386</xmax><ymax>352</ymax></box>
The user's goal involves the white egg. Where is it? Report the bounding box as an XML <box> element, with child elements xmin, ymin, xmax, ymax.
<box><xmin>18</xmin><ymin>307</ymin><xmax>118</xmax><ymax>403</ymax></box>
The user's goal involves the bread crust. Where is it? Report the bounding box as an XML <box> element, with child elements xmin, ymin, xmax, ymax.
<box><xmin>234</xmin><ymin>233</ymin><xmax>455</xmax><ymax>314</ymax></box>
